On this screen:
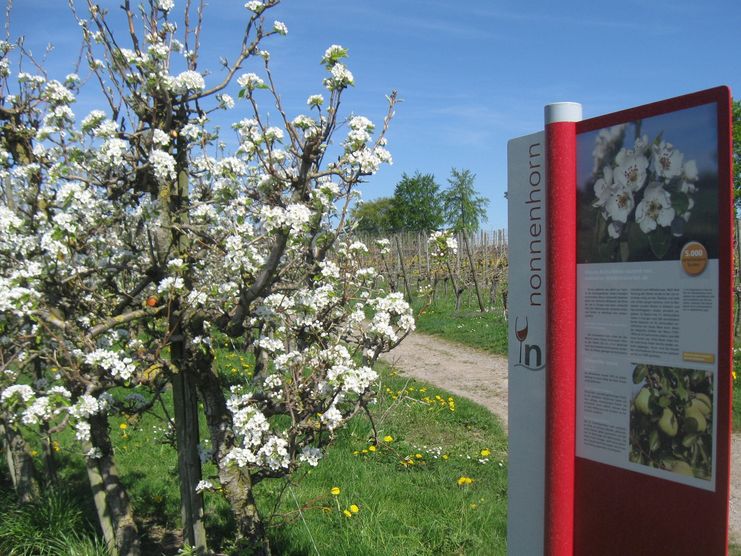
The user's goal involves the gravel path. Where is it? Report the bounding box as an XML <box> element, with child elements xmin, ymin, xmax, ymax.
<box><xmin>380</xmin><ymin>332</ymin><xmax>509</xmax><ymax>428</ymax></box>
<box><xmin>380</xmin><ymin>331</ymin><xmax>741</xmax><ymax>545</ymax></box>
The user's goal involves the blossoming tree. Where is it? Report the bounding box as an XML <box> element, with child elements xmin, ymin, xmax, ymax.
<box><xmin>0</xmin><ymin>1</ymin><xmax>414</xmax><ymax>554</ymax></box>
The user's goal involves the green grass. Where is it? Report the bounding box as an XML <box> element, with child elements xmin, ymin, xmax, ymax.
<box><xmin>413</xmin><ymin>293</ymin><xmax>508</xmax><ymax>355</ymax></box>
<box><xmin>0</xmin><ymin>465</ymin><xmax>107</xmax><ymax>556</ymax></box>
<box><xmin>2</xmin><ymin>363</ymin><xmax>508</xmax><ymax>555</ymax></box>
<box><xmin>260</xmin><ymin>368</ymin><xmax>508</xmax><ymax>555</ymax></box>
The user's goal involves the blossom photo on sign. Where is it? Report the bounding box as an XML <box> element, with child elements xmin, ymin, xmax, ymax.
<box><xmin>576</xmin><ymin>104</ymin><xmax>720</xmax><ymax>263</ymax></box>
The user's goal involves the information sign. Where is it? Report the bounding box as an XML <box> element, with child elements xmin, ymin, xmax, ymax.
<box><xmin>573</xmin><ymin>87</ymin><xmax>733</xmax><ymax>555</ymax></box>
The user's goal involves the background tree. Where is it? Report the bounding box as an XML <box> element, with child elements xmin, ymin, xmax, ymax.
<box><xmin>733</xmin><ymin>99</ymin><xmax>741</xmax><ymax>210</ymax></box>
<box><xmin>351</xmin><ymin>197</ymin><xmax>394</xmax><ymax>234</ymax></box>
<box><xmin>389</xmin><ymin>172</ymin><xmax>444</xmax><ymax>232</ymax></box>
<box><xmin>442</xmin><ymin>168</ymin><xmax>489</xmax><ymax>233</ymax></box>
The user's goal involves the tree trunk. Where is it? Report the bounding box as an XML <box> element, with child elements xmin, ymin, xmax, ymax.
<box><xmin>88</xmin><ymin>413</ymin><xmax>140</xmax><ymax>556</ymax></box>
<box><xmin>395</xmin><ymin>236</ymin><xmax>413</xmax><ymax>304</ymax></box>
<box><xmin>86</xmin><ymin>451</ymin><xmax>119</xmax><ymax>556</ymax></box>
<box><xmin>0</xmin><ymin>415</ymin><xmax>38</xmax><ymax>503</ymax></box>
<box><xmin>735</xmin><ymin>220</ymin><xmax>740</xmax><ymax>339</ymax></box>
<box><xmin>444</xmin><ymin>260</ymin><xmax>463</xmax><ymax>313</ymax></box>
<box><xmin>171</xmin><ymin>309</ymin><xmax>208</xmax><ymax>553</ymax></box>
<box><xmin>165</xmin><ymin>149</ymin><xmax>208</xmax><ymax>554</ymax></box>
<box><xmin>463</xmin><ymin>232</ymin><xmax>485</xmax><ymax>312</ymax></box>
<box><xmin>195</xmin><ymin>365</ymin><xmax>270</xmax><ymax>554</ymax></box>
<box><xmin>172</xmin><ymin>367</ymin><xmax>208</xmax><ymax>552</ymax></box>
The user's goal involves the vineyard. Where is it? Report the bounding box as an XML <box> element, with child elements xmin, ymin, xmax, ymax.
<box><xmin>356</xmin><ymin>230</ymin><xmax>510</xmax><ymax>315</ymax></box>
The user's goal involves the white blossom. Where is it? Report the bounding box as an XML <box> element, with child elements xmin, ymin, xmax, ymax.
<box><xmin>169</xmin><ymin>70</ymin><xmax>205</xmax><ymax>94</ymax></box>
<box><xmin>299</xmin><ymin>446</ymin><xmax>322</xmax><ymax>467</ymax></box>
<box><xmin>244</xmin><ymin>1</ymin><xmax>265</xmax><ymax>14</ymax></box>
<box><xmin>321</xmin><ymin>405</ymin><xmax>343</xmax><ymax>431</ymax></box>
<box><xmin>652</xmin><ymin>141</ymin><xmax>684</xmax><ymax>179</ymax></box>
<box><xmin>152</xmin><ymin>129</ymin><xmax>170</xmax><ymax>147</ymax></box>
<box><xmin>307</xmin><ymin>94</ymin><xmax>324</xmax><ymax>107</ymax></box>
<box><xmin>237</xmin><ymin>73</ymin><xmax>264</xmax><ymax>91</ymax></box>
<box><xmin>195</xmin><ymin>480</ymin><xmax>215</xmax><ymax>493</ymax></box>
<box><xmin>85</xmin><ymin>349</ymin><xmax>137</xmax><ymax>381</ymax></box>
<box><xmin>150</xmin><ymin>150</ymin><xmax>176</xmax><ymax>184</ymax></box>
<box><xmin>324</xmin><ymin>63</ymin><xmax>354</xmax><ymax>90</ymax></box>
<box><xmin>156</xmin><ymin>0</ymin><xmax>175</xmax><ymax>12</ymax></box>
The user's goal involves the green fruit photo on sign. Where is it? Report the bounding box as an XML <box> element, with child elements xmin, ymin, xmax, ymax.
<box><xmin>629</xmin><ymin>364</ymin><xmax>713</xmax><ymax>480</ymax></box>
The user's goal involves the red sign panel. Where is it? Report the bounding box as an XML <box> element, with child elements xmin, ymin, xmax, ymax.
<box><xmin>573</xmin><ymin>87</ymin><xmax>732</xmax><ymax>555</ymax></box>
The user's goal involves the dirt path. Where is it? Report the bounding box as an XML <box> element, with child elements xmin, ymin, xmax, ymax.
<box><xmin>380</xmin><ymin>332</ymin><xmax>509</xmax><ymax>428</ymax></box>
<box><xmin>380</xmin><ymin>331</ymin><xmax>741</xmax><ymax>545</ymax></box>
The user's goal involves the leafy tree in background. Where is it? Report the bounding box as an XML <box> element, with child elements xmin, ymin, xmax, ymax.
<box><xmin>442</xmin><ymin>168</ymin><xmax>489</xmax><ymax>233</ymax></box>
<box><xmin>733</xmin><ymin>100</ymin><xmax>741</xmax><ymax>210</ymax></box>
<box><xmin>390</xmin><ymin>172</ymin><xmax>444</xmax><ymax>231</ymax></box>
<box><xmin>351</xmin><ymin>197</ymin><xmax>395</xmax><ymax>234</ymax></box>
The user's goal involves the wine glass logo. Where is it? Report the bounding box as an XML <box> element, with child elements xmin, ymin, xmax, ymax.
<box><xmin>515</xmin><ymin>316</ymin><xmax>528</xmax><ymax>365</ymax></box>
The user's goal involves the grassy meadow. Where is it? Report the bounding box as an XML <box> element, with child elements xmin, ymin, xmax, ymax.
<box><xmin>0</xmin><ymin>355</ymin><xmax>508</xmax><ymax>555</ymax></box>
<box><xmin>413</xmin><ymin>290</ymin><xmax>508</xmax><ymax>356</ymax></box>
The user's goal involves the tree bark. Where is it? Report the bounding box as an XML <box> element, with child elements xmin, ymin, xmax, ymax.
<box><xmin>395</xmin><ymin>236</ymin><xmax>413</xmax><ymax>304</ymax></box>
<box><xmin>166</xmin><ymin>145</ymin><xmax>209</xmax><ymax>554</ymax></box>
<box><xmin>0</xmin><ymin>415</ymin><xmax>39</xmax><ymax>503</ymax></box>
<box><xmin>86</xmin><ymin>451</ymin><xmax>119</xmax><ymax>556</ymax></box>
<box><xmin>195</xmin><ymin>365</ymin><xmax>270</xmax><ymax>554</ymax></box>
<box><xmin>463</xmin><ymin>232</ymin><xmax>485</xmax><ymax>312</ymax></box>
<box><xmin>172</xmin><ymin>339</ymin><xmax>208</xmax><ymax>552</ymax></box>
<box><xmin>88</xmin><ymin>413</ymin><xmax>141</xmax><ymax>556</ymax></box>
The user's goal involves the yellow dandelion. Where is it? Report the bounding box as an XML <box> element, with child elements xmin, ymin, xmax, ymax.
<box><xmin>331</xmin><ymin>486</ymin><xmax>341</xmax><ymax>496</ymax></box>
<box><xmin>361</xmin><ymin>449</ymin><xmax>368</xmax><ymax>454</ymax></box>
<box><xmin>415</xmin><ymin>453</ymin><xmax>423</xmax><ymax>459</ymax></box>
<box><xmin>734</xmin><ymin>371</ymin><xmax>738</xmax><ymax>381</ymax></box>
<box><xmin>349</xmin><ymin>504</ymin><xmax>359</xmax><ymax>514</ymax></box>
<box><xmin>368</xmin><ymin>445</ymin><xmax>377</xmax><ymax>452</ymax></box>
<box><xmin>470</xmin><ymin>503</ymin><xmax>478</xmax><ymax>509</ymax></box>
<box><xmin>119</xmin><ymin>422</ymin><xmax>128</xmax><ymax>430</ymax></box>
<box><xmin>352</xmin><ymin>450</ymin><xmax>359</xmax><ymax>456</ymax></box>
<box><xmin>383</xmin><ymin>435</ymin><xmax>394</xmax><ymax>443</ymax></box>
<box><xmin>31</xmin><ymin>449</ymin><xmax>39</xmax><ymax>457</ymax></box>
<box><xmin>343</xmin><ymin>509</ymin><xmax>352</xmax><ymax>518</ymax></box>
<box><xmin>419</xmin><ymin>387</ymin><xmax>427</xmax><ymax>392</ymax></box>
<box><xmin>442</xmin><ymin>454</ymin><xmax>449</xmax><ymax>460</ymax></box>
<box><xmin>52</xmin><ymin>440</ymin><xmax>60</xmax><ymax>452</ymax></box>
<box><xmin>480</xmin><ymin>449</ymin><xmax>491</xmax><ymax>457</ymax></box>
<box><xmin>457</xmin><ymin>476</ymin><xmax>474</xmax><ymax>486</ymax></box>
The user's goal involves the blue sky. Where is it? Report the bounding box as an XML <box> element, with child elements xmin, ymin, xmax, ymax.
<box><xmin>9</xmin><ymin>0</ymin><xmax>741</xmax><ymax>230</ymax></box>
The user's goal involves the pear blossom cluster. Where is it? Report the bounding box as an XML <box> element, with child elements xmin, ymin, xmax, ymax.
<box><xmin>591</xmin><ymin>126</ymin><xmax>699</xmax><ymax>240</ymax></box>
<box><xmin>429</xmin><ymin>230</ymin><xmax>458</xmax><ymax>257</ymax></box>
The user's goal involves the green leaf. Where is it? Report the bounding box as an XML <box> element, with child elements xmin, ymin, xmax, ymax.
<box><xmin>648</xmin><ymin>226</ymin><xmax>671</xmax><ymax>259</ymax></box>
<box><xmin>620</xmin><ymin>241</ymin><xmax>629</xmax><ymax>262</ymax></box>
<box><xmin>633</xmin><ymin>365</ymin><xmax>648</xmax><ymax>384</ymax></box>
<box><xmin>649</xmin><ymin>429</ymin><xmax>661</xmax><ymax>452</ymax></box>
<box><xmin>682</xmin><ymin>433</ymin><xmax>698</xmax><ymax>448</ymax></box>
<box><xmin>670</xmin><ymin>190</ymin><xmax>690</xmax><ymax>215</ymax></box>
